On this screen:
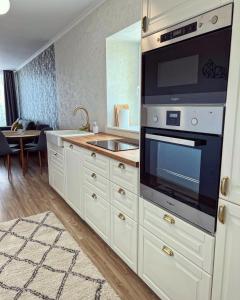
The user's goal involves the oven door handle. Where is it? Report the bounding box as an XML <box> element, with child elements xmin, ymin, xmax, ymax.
<box><xmin>145</xmin><ymin>134</ymin><xmax>203</xmax><ymax>147</ymax></box>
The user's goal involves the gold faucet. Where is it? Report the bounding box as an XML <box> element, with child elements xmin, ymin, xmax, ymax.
<box><xmin>73</xmin><ymin>106</ymin><xmax>90</xmax><ymax>132</ymax></box>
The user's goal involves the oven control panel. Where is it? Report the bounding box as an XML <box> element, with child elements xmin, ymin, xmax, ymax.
<box><xmin>141</xmin><ymin>105</ymin><xmax>224</xmax><ymax>135</ymax></box>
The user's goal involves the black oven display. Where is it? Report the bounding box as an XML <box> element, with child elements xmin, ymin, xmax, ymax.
<box><xmin>142</xmin><ymin>27</ymin><xmax>232</xmax><ymax>105</ymax></box>
<box><xmin>166</xmin><ymin>111</ymin><xmax>181</xmax><ymax>126</ymax></box>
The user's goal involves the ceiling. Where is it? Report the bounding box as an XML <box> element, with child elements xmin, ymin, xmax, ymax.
<box><xmin>0</xmin><ymin>0</ymin><xmax>104</xmax><ymax>70</ymax></box>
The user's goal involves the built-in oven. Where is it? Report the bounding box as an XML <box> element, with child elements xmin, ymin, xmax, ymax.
<box><xmin>142</xmin><ymin>4</ymin><xmax>232</xmax><ymax>105</ymax></box>
<box><xmin>140</xmin><ymin>106</ymin><xmax>224</xmax><ymax>233</ymax></box>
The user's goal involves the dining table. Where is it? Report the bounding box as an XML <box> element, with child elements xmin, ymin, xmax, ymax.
<box><xmin>3</xmin><ymin>130</ymin><xmax>40</xmax><ymax>175</ymax></box>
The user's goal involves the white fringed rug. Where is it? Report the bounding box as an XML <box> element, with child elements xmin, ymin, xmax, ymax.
<box><xmin>0</xmin><ymin>212</ymin><xmax>120</xmax><ymax>299</ymax></box>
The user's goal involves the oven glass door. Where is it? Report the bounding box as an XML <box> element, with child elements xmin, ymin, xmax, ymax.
<box><xmin>142</xmin><ymin>27</ymin><xmax>232</xmax><ymax>105</ymax></box>
<box><xmin>140</xmin><ymin>128</ymin><xmax>223</xmax><ymax>217</ymax></box>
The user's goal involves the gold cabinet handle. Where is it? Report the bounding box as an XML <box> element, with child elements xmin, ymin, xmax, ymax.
<box><xmin>92</xmin><ymin>193</ymin><xmax>97</xmax><ymax>200</ymax></box>
<box><xmin>118</xmin><ymin>213</ymin><xmax>126</xmax><ymax>221</ymax></box>
<box><xmin>91</xmin><ymin>173</ymin><xmax>97</xmax><ymax>179</ymax></box>
<box><xmin>163</xmin><ymin>214</ymin><xmax>175</xmax><ymax>224</ymax></box>
<box><xmin>162</xmin><ymin>245</ymin><xmax>174</xmax><ymax>257</ymax></box>
<box><xmin>220</xmin><ymin>176</ymin><xmax>229</xmax><ymax>196</ymax></box>
<box><xmin>218</xmin><ymin>205</ymin><xmax>226</xmax><ymax>224</ymax></box>
<box><xmin>91</xmin><ymin>152</ymin><xmax>96</xmax><ymax>158</ymax></box>
<box><xmin>118</xmin><ymin>163</ymin><xmax>125</xmax><ymax>170</ymax></box>
<box><xmin>142</xmin><ymin>16</ymin><xmax>148</xmax><ymax>33</ymax></box>
<box><xmin>118</xmin><ymin>188</ymin><xmax>126</xmax><ymax>196</ymax></box>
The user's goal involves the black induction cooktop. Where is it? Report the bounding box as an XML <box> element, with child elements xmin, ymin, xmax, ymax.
<box><xmin>87</xmin><ymin>139</ymin><xmax>139</xmax><ymax>152</ymax></box>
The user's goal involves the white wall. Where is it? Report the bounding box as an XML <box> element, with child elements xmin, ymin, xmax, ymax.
<box><xmin>106</xmin><ymin>38</ymin><xmax>140</xmax><ymax>128</ymax></box>
<box><xmin>54</xmin><ymin>0</ymin><xmax>141</xmax><ymax>132</ymax></box>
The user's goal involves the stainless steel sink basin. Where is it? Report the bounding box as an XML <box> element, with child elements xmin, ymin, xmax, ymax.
<box><xmin>46</xmin><ymin>130</ymin><xmax>94</xmax><ymax>147</ymax></box>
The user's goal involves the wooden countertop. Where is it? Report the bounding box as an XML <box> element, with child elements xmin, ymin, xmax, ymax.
<box><xmin>63</xmin><ymin>133</ymin><xmax>139</xmax><ymax>168</ymax></box>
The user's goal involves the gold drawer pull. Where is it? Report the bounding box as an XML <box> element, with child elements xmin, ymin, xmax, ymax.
<box><xmin>218</xmin><ymin>205</ymin><xmax>226</xmax><ymax>224</ymax></box>
<box><xmin>118</xmin><ymin>213</ymin><xmax>126</xmax><ymax>221</ymax></box>
<box><xmin>163</xmin><ymin>214</ymin><xmax>175</xmax><ymax>224</ymax></box>
<box><xmin>69</xmin><ymin>144</ymin><xmax>73</xmax><ymax>149</ymax></box>
<box><xmin>91</xmin><ymin>152</ymin><xmax>96</xmax><ymax>158</ymax></box>
<box><xmin>118</xmin><ymin>188</ymin><xmax>126</xmax><ymax>196</ymax></box>
<box><xmin>162</xmin><ymin>245</ymin><xmax>174</xmax><ymax>257</ymax></box>
<box><xmin>220</xmin><ymin>177</ymin><xmax>229</xmax><ymax>196</ymax></box>
<box><xmin>118</xmin><ymin>163</ymin><xmax>125</xmax><ymax>170</ymax></box>
<box><xmin>92</xmin><ymin>193</ymin><xmax>97</xmax><ymax>200</ymax></box>
<box><xmin>91</xmin><ymin>173</ymin><xmax>97</xmax><ymax>179</ymax></box>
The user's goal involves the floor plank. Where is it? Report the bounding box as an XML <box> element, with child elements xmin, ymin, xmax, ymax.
<box><xmin>0</xmin><ymin>158</ymin><xmax>159</xmax><ymax>300</ymax></box>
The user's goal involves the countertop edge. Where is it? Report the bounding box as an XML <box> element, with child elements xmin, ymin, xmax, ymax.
<box><xmin>62</xmin><ymin>136</ymin><xmax>139</xmax><ymax>168</ymax></box>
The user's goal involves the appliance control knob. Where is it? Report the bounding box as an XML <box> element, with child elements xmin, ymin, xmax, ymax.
<box><xmin>191</xmin><ymin>118</ymin><xmax>198</xmax><ymax>126</ymax></box>
<box><xmin>153</xmin><ymin>115</ymin><xmax>159</xmax><ymax>123</ymax></box>
<box><xmin>211</xmin><ymin>15</ymin><xmax>218</xmax><ymax>24</ymax></box>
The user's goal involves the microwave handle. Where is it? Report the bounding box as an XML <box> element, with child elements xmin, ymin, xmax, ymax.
<box><xmin>145</xmin><ymin>134</ymin><xmax>204</xmax><ymax>147</ymax></box>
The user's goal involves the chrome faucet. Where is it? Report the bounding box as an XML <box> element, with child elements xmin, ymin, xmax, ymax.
<box><xmin>73</xmin><ymin>106</ymin><xmax>90</xmax><ymax>132</ymax></box>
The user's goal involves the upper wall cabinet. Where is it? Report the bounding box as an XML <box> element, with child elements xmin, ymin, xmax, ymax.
<box><xmin>142</xmin><ymin>0</ymin><xmax>232</xmax><ymax>36</ymax></box>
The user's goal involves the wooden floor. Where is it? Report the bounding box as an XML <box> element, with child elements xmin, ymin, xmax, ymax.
<box><xmin>0</xmin><ymin>157</ymin><xmax>158</xmax><ymax>300</ymax></box>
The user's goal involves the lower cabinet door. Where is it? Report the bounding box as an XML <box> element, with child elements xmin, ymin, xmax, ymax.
<box><xmin>111</xmin><ymin>207</ymin><xmax>138</xmax><ymax>272</ymax></box>
<box><xmin>64</xmin><ymin>146</ymin><xmax>84</xmax><ymax>218</ymax></box>
<box><xmin>138</xmin><ymin>227</ymin><xmax>212</xmax><ymax>300</ymax></box>
<box><xmin>212</xmin><ymin>199</ymin><xmax>240</xmax><ymax>300</ymax></box>
<box><xmin>49</xmin><ymin>164</ymin><xmax>64</xmax><ymax>198</ymax></box>
<box><xmin>84</xmin><ymin>188</ymin><xmax>111</xmax><ymax>244</ymax></box>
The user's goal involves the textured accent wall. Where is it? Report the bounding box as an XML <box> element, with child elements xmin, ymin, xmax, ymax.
<box><xmin>54</xmin><ymin>0</ymin><xmax>141</xmax><ymax>131</ymax></box>
<box><xmin>17</xmin><ymin>45</ymin><xmax>58</xmax><ymax>128</ymax></box>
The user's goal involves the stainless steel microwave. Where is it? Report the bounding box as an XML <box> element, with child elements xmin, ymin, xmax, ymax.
<box><xmin>142</xmin><ymin>4</ymin><xmax>233</xmax><ymax>105</ymax></box>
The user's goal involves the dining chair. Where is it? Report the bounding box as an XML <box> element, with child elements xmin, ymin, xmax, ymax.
<box><xmin>25</xmin><ymin>127</ymin><xmax>52</xmax><ymax>174</ymax></box>
<box><xmin>0</xmin><ymin>131</ymin><xmax>20</xmax><ymax>179</ymax></box>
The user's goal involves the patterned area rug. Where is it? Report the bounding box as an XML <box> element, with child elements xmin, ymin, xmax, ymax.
<box><xmin>0</xmin><ymin>212</ymin><xmax>120</xmax><ymax>300</ymax></box>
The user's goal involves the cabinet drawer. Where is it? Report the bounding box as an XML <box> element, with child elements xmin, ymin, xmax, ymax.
<box><xmin>47</xmin><ymin>142</ymin><xmax>64</xmax><ymax>155</ymax></box>
<box><xmin>110</xmin><ymin>183</ymin><xmax>138</xmax><ymax>221</ymax></box>
<box><xmin>48</xmin><ymin>149</ymin><xmax>64</xmax><ymax>170</ymax></box>
<box><xmin>111</xmin><ymin>207</ymin><xmax>138</xmax><ymax>272</ymax></box>
<box><xmin>84</xmin><ymin>167</ymin><xmax>110</xmax><ymax>202</ymax></box>
<box><xmin>138</xmin><ymin>227</ymin><xmax>212</xmax><ymax>300</ymax></box>
<box><xmin>84</xmin><ymin>150</ymin><xmax>110</xmax><ymax>178</ymax></box>
<box><xmin>110</xmin><ymin>159</ymin><xmax>138</xmax><ymax>194</ymax></box>
<box><xmin>84</xmin><ymin>187</ymin><xmax>110</xmax><ymax>244</ymax></box>
<box><xmin>139</xmin><ymin>198</ymin><xmax>215</xmax><ymax>274</ymax></box>
<box><xmin>64</xmin><ymin>142</ymin><xmax>85</xmax><ymax>154</ymax></box>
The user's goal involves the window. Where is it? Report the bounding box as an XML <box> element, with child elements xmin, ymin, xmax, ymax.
<box><xmin>106</xmin><ymin>22</ymin><xmax>141</xmax><ymax>132</ymax></box>
<box><xmin>0</xmin><ymin>72</ymin><xmax>6</xmax><ymax>126</ymax></box>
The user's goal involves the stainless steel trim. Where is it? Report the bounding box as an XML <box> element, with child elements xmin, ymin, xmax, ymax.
<box><xmin>142</xmin><ymin>105</ymin><xmax>224</xmax><ymax>135</ymax></box>
<box><xmin>142</xmin><ymin>4</ymin><xmax>232</xmax><ymax>53</ymax></box>
<box><xmin>140</xmin><ymin>184</ymin><xmax>215</xmax><ymax>234</ymax></box>
<box><xmin>146</xmin><ymin>133</ymin><xmax>197</xmax><ymax>147</ymax></box>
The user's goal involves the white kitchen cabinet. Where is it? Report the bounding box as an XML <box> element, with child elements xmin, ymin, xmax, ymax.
<box><xmin>48</xmin><ymin>142</ymin><xmax>65</xmax><ymax>198</ymax></box>
<box><xmin>64</xmin><ymin>143</ymin><xmax>84</xmax><ymax>218</ymax></box>
<box><xmin>111</xmin><ymin>207</ymin><xmax>138</xmax><ymax>272</ymax></box>
<box><xmin>49</xmin><ymin>163</ymin><xmax>65</xmax><ymax>198</ymax></box>
<box><xmin>219</xmin><ymin>0</ymin><xmax>240</xmax><ymax>205</ymax></box>
<box><xmin>138</xmin><ymin>226</ymin><xmax>212</xmax><ymax>300</ymax></box>
<box><xmin>84</xmin><ymin>187</ymin><xmax>111</xmax><ymax>245</ymax></box>
<box><xmin>142</xmin><ymin>0</ymin><xmax>231</xmax><ymax>36</ymax></box>
<box><xmin>212</xmin><ymin>199</ymin><xmax>240</xmax><ymax>300</ymax></box>
<box><xmin>139</xmin><ymin>198</ymin><xmax>215</xmax><ymax>274</ymax></box>
<box><xmin>110</xmin><ymin>159</ymin><xmax>138</xmax><ymax>194</ymax></box>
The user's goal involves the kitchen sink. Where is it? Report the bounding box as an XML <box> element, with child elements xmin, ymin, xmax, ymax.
<box><xmin>46</xmin><ymin>130</ymin><xmax>94</xmax><ymax>147</ymax></box>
